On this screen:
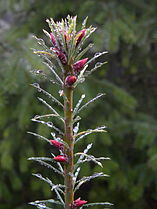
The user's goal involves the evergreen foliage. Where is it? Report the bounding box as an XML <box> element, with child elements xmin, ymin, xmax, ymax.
<box><xmin>0</xmin><ymin>0</ymin><xmax>156</xmax><ymax>209</ymax></box>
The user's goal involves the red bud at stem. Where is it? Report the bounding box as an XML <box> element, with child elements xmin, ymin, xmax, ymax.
<box><xmin>54</xmin><ymin>155</ymin><xmax>68</xmax><ymax>162</ymax></box>
<box><xmin>49</xmin><ymin>140</ymin><xmax>63</xmax><ymax>149</ymax></box>
<box><xmin>64</xmin><ymin>32</ymin><xmax>70</xmax><ymax>42</ymax></box>
<box><xmin>52</xmin><ymin>48</ymin><xmax>67</xmax><ymax>65</ymax></box>
<box><xmin>76</xmin><ymin>29</ymin><xmax>86</xmax><ymax>46</ymax></box>
<box><xmin>71</xmin><ymin>198</ymin><xmax>88</xmax><ymax>208</ymax></box>
<box><xmin>50</xmin><ymin>33</ymin><xmax>57</xmax><ymax>47</ymax></box>
<box><xmin>73</xmin><ymin>58</ymin><xmax>88</xmax><ymax>72</ymax></box>
<box><xmin>65</xmin><ymin>75</ymin><xmax>77</xmax><ymax>86</ymax></box>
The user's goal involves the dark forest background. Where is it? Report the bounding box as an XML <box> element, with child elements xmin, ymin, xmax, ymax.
<box><xmin>0</xmin><ymin>0</ymin><xmax>157</xmax><ymax>209</ymax></box>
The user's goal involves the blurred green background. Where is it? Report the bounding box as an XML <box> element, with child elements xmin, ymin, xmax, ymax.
<box><xmin>0</xmin><ymin>0</ymin><xmax>157</xmax><ymax>209</ymax></box>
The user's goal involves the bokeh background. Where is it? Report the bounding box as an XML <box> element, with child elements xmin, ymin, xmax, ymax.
<box><xmin>0</xmin><ymin>0</ymin><xmax>157</xmax><ymax>209</ymax></box>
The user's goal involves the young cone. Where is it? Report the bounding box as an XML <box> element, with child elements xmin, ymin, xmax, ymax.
<box><xmin>52</xmin><ymin>48</ymin><xmax>67</xmax><ymax>64</ymax></box>
<box><xmin>71</xmin><ymin>198</ymin><xmax>88</xmax><ymax>208</ymax></box>
<box><xmin>75</xmin><ymin>29</ymin><xmax>86</xmax><ymax>46</ymax></box>
<box><xmin>73</xmin><ymin>58</ymin><xmax>88</xmax><ymax>72</ymax></box>
<box><xmin>50</xmin><ymin>32</ymin><xmax>57</xmax><ymax>47</ymax></box>
<box><xmin>54</xmin><ymin>155</ymin><xmax>68</xmax><ymax>162</ymax></box>
<box><xmin>49</xmin><ymin>139</ymin><xmax>63</xmax><ymax>149</ymax></box>
<box><xmin>65</xmin><ymin>75</ymin><xmax>77</xmax><ymax>86</ymax></box>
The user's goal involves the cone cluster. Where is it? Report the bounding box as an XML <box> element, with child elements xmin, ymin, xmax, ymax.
<box><xmin>48</xmin><ymin>25</ymin><xmax>88</xmax><ymax>87</ymax></box>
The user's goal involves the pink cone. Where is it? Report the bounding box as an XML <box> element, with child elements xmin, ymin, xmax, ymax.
<box><xmin>50</xmin><ymin>33</ymin><xmax>57</xmax><ymax>47</ymax></box>
<box><xmin>49</xmin><ymin>140</ymin><xmax>63</xmax><ymax>149</ymax></box>
<box><xmin>73</xmin><ymin>58</ymin><xmax>88</xmax><ymax>72</ymax></box>
<box><xmin>76</xmin><ymin>29</ymin><xmax>86</xmax><ymax>46</ymax></box>
<box><xmin>65</xmin><ymin>75</ymin><xmax>77</xmax><ymax>86</ymax></box>
<box><xmin>71</xmin><ymin>198</ymin><xmax>88</xmax><ymax>208</ymax></box>
<box><xmin>54</xmin><ymin>155</ymin><xmax>68</xmax><ymax>162</ymax></box>
<box><xmin>52</xmin><ymin>48</ymin><xmax>67</xmax><ymax>65</ymax></box>
<box><xmin>64</xmin><ymin>32</ymin><xmax>70</xmax><ymax>42</ymax></box>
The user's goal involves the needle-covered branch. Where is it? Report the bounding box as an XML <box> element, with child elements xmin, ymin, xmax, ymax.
<box><xmin>29</xmin><ymin>15</ymin><xmax>111</xmax><ymax>209</ymax></box>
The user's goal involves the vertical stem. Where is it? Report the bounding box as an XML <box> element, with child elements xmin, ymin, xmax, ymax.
<box><xmin>64</xmin><ymin>85</ymin><xmax>74</xmax><ymax>209</ymax></box>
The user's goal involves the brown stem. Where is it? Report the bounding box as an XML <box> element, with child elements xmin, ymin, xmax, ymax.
<box><xmin>64</xmin><ymin>85</ymin><xmax>74</xmax><ymax>209</ymax></box>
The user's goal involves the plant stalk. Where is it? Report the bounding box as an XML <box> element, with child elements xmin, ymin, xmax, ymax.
<box><xmin>64</xmin><ymin>85</ymin><xmax>74</xmax><ymax>209</ymax></box>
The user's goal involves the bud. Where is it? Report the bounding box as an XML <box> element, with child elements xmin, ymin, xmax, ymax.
<box><xmin>49</xmin><ymin>140</ymin><xmax>63</xmax><ymax>149</ymax></box>
<box><xmin>73</xmin><ymin>58</ymin><xmax>88</xmax><ymax>72</ymax></box>
<box><xmin>64</xmin><ymin>32</ymin><xmax>70</xmax><ymax>43</ymax></box>
<box><xmin>50</xmin><ymin>33</ymin><xmax>57</xmax><ymax>47</ymax></box>
<box><xmin>52</xmin><ymin>48</ymin><xmax>67</xmax><ymax>65</ymax></box>
<box><xmin>65</xmin><ymin>75</ymin><xmax>77</xmax><ymax>86</ymax></box>
<box><xmin>71</xmin><ymin>198</ymin><xmax>87</xmax><ymax>208</ymax></box>
<box><xmin>75</xmin><ymin>29</ymin><xmax>86</xmax><ymax>46</ymax></box>
<box><xmin>53</xmin><ymin>155</ymin><xmax>68</xmax><ymax>162</ymax></box>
